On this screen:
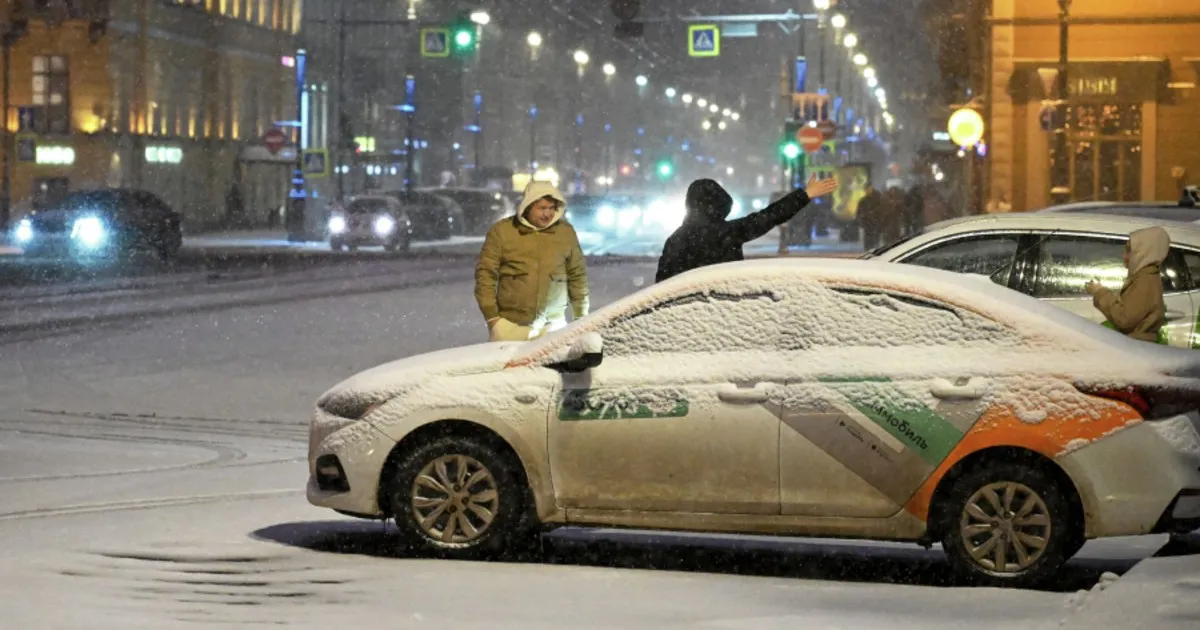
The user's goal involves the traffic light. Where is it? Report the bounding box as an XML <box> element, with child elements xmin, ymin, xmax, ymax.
<box><xmin>782</xmin><ymin>142</ymin><xmax>801</xmax><ymax>160</ymax></box>
<box><xmin>656</xmin><ymin>159</ymin><xmax>674</xmax><ymax>179</ymax></box>
<box><xmin>781</xmin><ymin>120</ymin><xmax>802</xmax><ymax>160</ymax></box>
<box><xmin>451</xmin><ymin>14</ymin><xmax>476</xmax><ymax>52</ymax></box>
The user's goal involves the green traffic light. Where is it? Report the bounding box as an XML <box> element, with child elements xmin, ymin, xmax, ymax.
<box><xmin>454</xmin><ymin>29</ymin><xmax>475</xmax><ymax>48</ymax></box>
<box><xmin>656</xmin><ymin>161</ymin><xmax>673</xmax><ymax>178</ymax></box>
<box><xmin>782</xmin><ymin>142</ymin><xmax>801</xmax><ymax>159</ymax></box>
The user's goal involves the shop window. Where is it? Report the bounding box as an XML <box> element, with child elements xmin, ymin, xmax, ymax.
<box><xmin>32</xmin><ymin>55</ymin><xmax>70</xmax><ymax>135</ymax></box>
<box><xmin>1060</xmin><ymin>103</ymin><xmax>1142</xmax><ymax>203</ymax></box>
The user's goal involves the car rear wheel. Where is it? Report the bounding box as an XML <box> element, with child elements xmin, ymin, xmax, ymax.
<box><xmin>940</xmin><ymin>462</ymin><xmax>1075</xmax><ymax>588</ymax></box>
<box><xmin>386</xmin><ymin>436</ymin><xmax>531</xmax><ymax>559</ymax></box>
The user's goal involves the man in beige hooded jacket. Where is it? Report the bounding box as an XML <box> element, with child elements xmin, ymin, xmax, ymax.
<box><xmin>474</xmin><ymin>181</ymin><xmax>589</xmax><ymax>342</ymax></box>
<box><xmin>1085</xmin><ymin>226</ymin><xmax>1169</xmax><ymax>343</ymax></box>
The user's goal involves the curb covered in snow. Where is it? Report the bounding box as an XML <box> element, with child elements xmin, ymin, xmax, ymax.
<box><xmin>1057</xmin><ymin>544</ymin><xmax>1200</xmax><ymax>630</ymax></box>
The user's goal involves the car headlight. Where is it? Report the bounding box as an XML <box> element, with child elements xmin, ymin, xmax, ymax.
<box><xmin>731</xmin><ymin>200</ymin><xmax>743</xmax><ymax>217</ymax></box>
<box><xmin>374</xmin><ymin>215</ymin><xmax>396</xmax><ymax>236</ymax></box>
<box><xmin>597</xmin><ymin>205</ymin><xmax>616</xmax><ymax>227</ymax></box>
<box><xmin>617</xmin><ymin>207</ymin><xmax>639</xmax><ymax>230</ymax></box>
<box><xmin>14</xmin><ymin>219</ymin><xmax>33</xmax><ymax>243</ymax></box>
<box><xmin>328</xmin><ymin>215</ymin><xmax>347</xmax><ymax>234</ymax></box>
<box><xmin>70</xmin><ymin>216</ymin><xmax>106</xmax><ymax>248</ymax></box>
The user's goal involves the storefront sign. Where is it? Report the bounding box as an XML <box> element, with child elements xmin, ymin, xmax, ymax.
<box><xmin>1070</xmin><ymin>77</ymin><xmax>1119</xmax><ymax>98</ymax></box>
<box><xmin>36</xmin><ymin>145</ymin><xmax>74</xmax><ymax>166</ymax></box>
<box><xmin>145</xmin><ymin>146</ymin><xmax>183</xmax><ymax>164</ymax></box>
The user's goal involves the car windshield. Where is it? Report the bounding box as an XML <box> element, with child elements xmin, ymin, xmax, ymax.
<box><xmin>347</xmin><ymin>199</ymin><xmax>392</xmax><ymax>214</ymax></box>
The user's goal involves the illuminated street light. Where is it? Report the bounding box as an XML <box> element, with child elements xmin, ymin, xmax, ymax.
<box><xmin>602</xmin><ymin>62</ymin><xmax>616</xmax><ymax>76</ymax></box>
<box><xmin>831</xmin><ymin>13</ymin><xmax>847</xmax><ymax>29</ymax></box>
<box><xmin>875</xmin><ymin>87</ymin><xmax>886</xmax><ymax>100</ymax></box>
<box><xmin>526</xmin><ymin>31</ymin><xmax>543</xmax><ymax>48</ymax></box>
<box><xmin>726</xmin><ymin>166</ymin><xmax>735</xmax><ymax>176</ymax></box>
<box><xmin>573</xmin><ymin>49</ymin><xmax>590</xmax><ymax>66</ymax></box>
<box><xmin>853</xmin><ymin>53</ymin><xmax>868</xmax><ymax>66</ymax></box>
<box><xmin>702</xmin><ymin>119</ymin><xmax>712</xmax><ymax>130</ymax></box>
<box><xmin>697</xmin><ymin>98</ymin><xmax>708</xmax><ymax>107</ymax></box>
<box><xmin>665</xmin><ymin>87</ymin><xmax>677</xmax><ymax>98</ymax></box>
<box><xmin>843</xmin><ymin>33</ymin><xmax>858</xmax><ymax>49</ymax></box>
<box><xmin>863</xmin><ymin>67</ymin><xmax>876</xmax><ymax>79</ymax></box>
<box><xmin>635</xmin><ymin>74</ymin><xmax>648</xmax><ymax>87</ymax></box>
<box><xmin>709</xmin><ymin>104</ymin><xmax>719</xmax><ymax>113</ymax></box>
<box><xmin>469</xmin><ymin>10</ymin><xmax>490</xmax><ymax>25</ymax></box>
<box><xmin>718</xmin><ymin>120</ymin><xmax>727</xmax><ymax>130</ymax></box>
<box><xmin>814</xmin><ymin>0</ymin><xmax>831</xmax><ymax>11</ymax></box>
<box><xmin>722</xmin><ymin>108</ymin><xmax>731</xmax><ymax>117</ymax></box>
<box><xmin>682</xmin><ymin>93</ymin><xmax>693</xmax><ymax>104</ymax></box>
<box><xmin>867</xmin><ymin>76</ymin><xmax>879</xmax><ymax>88</ymax></box>
<box><xmin>731</xmin><ymin>112</ymin><xmax>741</xmax><ymax>121</ymax></box>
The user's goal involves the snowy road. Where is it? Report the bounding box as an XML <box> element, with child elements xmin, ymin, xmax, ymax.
<box><xmin>0</xmin><ymin>258</ymin><xmax>1193</xmax><ymax>628</ymax></box>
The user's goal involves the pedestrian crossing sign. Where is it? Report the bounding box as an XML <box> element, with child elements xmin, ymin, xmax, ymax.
<box><xmin>689</xmin><ymin>24</ymin><xmax>720</xmax><ymax>57</ymax></box>
<box><xmin>421</xmin><ymin>28</ymin><xmax>450</xmax><ymax>58</ymax></box>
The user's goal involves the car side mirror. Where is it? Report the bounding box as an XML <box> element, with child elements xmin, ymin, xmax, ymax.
<box><xmin>554</xmin><ymin>332</ymin><xmax>603</xmax><ymax>373</ymax></box>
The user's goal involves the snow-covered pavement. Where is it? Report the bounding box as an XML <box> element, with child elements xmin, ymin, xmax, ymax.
<box><xmin>1</xmin><ymin>258</ymin><xmax>1197</xmax><ymax>628</ymax></box>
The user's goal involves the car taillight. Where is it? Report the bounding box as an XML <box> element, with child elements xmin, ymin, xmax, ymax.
<box><xmin>1076</xmin><ymin>384</ymin><xmax>1151</xmax><ymax>415</ymax></box>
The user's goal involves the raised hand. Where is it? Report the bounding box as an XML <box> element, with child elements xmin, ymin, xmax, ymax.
<box><xmin>806</xmin><ymin>174</ymin><xmax>839</xmax><ymax>198</ymax></box>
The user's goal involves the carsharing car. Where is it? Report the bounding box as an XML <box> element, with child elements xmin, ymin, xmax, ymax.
<box><xmin>865</xmin><ymin>212</ymin><xmax>1200</xmax><ymax>348</ymax></box>
<box><xmin>11</xmin><ymin>188</ymin><xmax>183</xmax><ymax>262</ymax></box>
<box><xmin>308</xmin><ymin>258</ymin><xmax>1200</xmax><ymax>587</ymax></box>
<box><xmin>327</xmin><ymin>195</ymin><xmax>412</xmax><ymax>253</ymax></box>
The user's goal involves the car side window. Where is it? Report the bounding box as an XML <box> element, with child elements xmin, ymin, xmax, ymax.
<box><xmin>900</xmin><ymin>235</ymin><xmax>1022</xmax><ymax>286</ymax></box>
<box><xmin>601</xmin><ymin>290</ymin><xmax>788</xmax><ymax>356</ymax></box>
<box><xmin>781</xmin><ymin>286</ymin><xmax>1023</xmax><ymax>350</ymax></box>
<box><xmin>1032</xmin><ymin>235</ymin><xmax>1183</xmax><ymax>297</ymax></box>
<box><xmin>1178</xmin><ymin>250</ymin><xmax>1200</xmax><ymax>292</ymax></box>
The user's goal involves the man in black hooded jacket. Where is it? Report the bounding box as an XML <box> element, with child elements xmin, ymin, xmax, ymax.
<box><xmin>655</xmin><ymin>174</ymin><xmax>839</xmax><ymax>282</ymax></box>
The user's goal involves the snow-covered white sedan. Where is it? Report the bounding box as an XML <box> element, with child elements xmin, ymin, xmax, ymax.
<box><xmin>308</xmin><ymin>259</ymin><xmax>1200</xmax><ymax>587</ymax></box>
<box><xmin>865</xmin><ymin>212</ymin><xmax>1200</xmax><ymax>348</ymax></box>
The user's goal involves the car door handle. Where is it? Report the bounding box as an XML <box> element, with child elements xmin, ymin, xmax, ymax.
<box><xmin>1166</xmin><ymin>310</ymin><xmax>1186</xmax><ymax>321</ymax></box>
<box><xmin>718</xmin><ymin>384</ymin><xmax>772</xmax><ymax>404</ymax></box>
<box><xmin>930</xmin><ymin>377</ymin><xmax>989</xmax><ymax>401</ymax></box>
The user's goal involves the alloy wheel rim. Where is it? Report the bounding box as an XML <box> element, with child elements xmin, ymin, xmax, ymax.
<box><xmin>959</xmin><ymin>481</ymin><xmax>1051</xmax><ymax>574</ymax></box>
<box><xmin>410</xmin><ymin>454</ymin><xmax>499</xmax><ymax>545</ymax></box>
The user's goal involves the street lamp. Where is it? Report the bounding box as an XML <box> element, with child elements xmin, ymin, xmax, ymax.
<box><xmin>831</xmin><ymin>13</ymin><xmax>846</xmax><ymax>30</ymax></box>
<box><xmin>730</xmin><ymin>112</ymin><xmax>740</xmax><ymax>121</ymax></box>
<box><xmin>697</xmin><ymin>98</ymin><xmax>708</xmax><ymax>107</ymax></box>
<box><xmin>874</xmin><ymin>87</ymin><xmax>886</xmax><ymax>101</ymax></box>
<box><xmin>726</xmin><ymin>166</ymin><xmax>735</xmax><ymax>176</ymax></box>
<box><xmin>708</xmin><ymin>103</ymin><xmax>719</xmax><ymax>113</ymax></box>
<box><xmin>867</xmin><ymin>76</ymin><xmax>878</xmax><ymax>88</ymax></box>
<box><xmin>469</xmin><ymin>10</ymin><xmax>490</xmax><ymax>25</ymax></box>
<box><xmin>635</xmin><ymin>74</ymin><xmax>648</xmax><ymax>87</ymax></box>
<box><xmin>863</xmin><ymin>67</ymin><xmax>876</xmax><ymax>79</ymax></box>
<box><xmin>717</xmin><ymin>120</ymin><xmax>727</xmax><ymax>130</ymax></box>
<box><xmin>722</xmin><ymin>108</ymin><xmax>731</xmax><ymax>117</ymax></box>
<box><xmin>853</xmin><ymin>53</ymin><xmax>868</xmax><ymax>66</ymax></box>
<box><xmin>602</xmin><ymin>62</ymin><xmax>616</xmax><ymax>76</ymax></box>
<box><xmin>665</xmin><ymin>87</ymin><xmax>677</xmax><ymax>98</ymax></box>
<box><xmin>573</xmin><ymin>49</ymin><xmax>590</xmax><ymax>66</ymax></box>
<box><xmin>843</xmin><ymin>33</ymin><xmax>858</xmax><ymax>49</ymax></box>
<box><xmin>813</xmin><ymin>0</ymin><xmax>831</xmax><ymax>11</ymax></box>
<box><xmin>702</xmin><ymin>120</ymin><xmax>712</xmax><ymax>130</ymax></box>
<box><xmin>526</xmin><ymin>31</ymin><xmax>542</xmax><ymax>48</ymax></box>
<box><xmin>682</xmin><ymin>93</ymin><xmax>693</xmax><ymax>104</ymax></box>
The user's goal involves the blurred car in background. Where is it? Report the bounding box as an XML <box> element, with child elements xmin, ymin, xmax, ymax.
<box><xmin>418</xmin><ymin>187</ymin><xmax>513</xmax><ymax>235</ymax></box>
<box><xmin>384</xmin><ymin>190</ymin><xmax>465</xmax><ymax>241</ymax></box>
<box><xmin>564</xmin><ymin>194</ymin><xmax>646</xmax><ymax>235</ymax></box>
<box><xmin>10</xmin><ymin>188</ymin><xmax>182</xmax><ymax>263</ymax></box>
<box><xmin>327</xmin><ymin>195</ymin><xmax>412</xmax><ymax>253</ymax></box>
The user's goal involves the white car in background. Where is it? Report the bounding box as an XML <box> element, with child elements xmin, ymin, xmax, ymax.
<box><xmin>865</xmin><ymin>213</ymin><xmax>1200</xmax><ymax>348</ymax></box>
<box><xmin>307</xmin><ymin>258</ymin><xmax>1200</xmax><ymax>588</ymax></box>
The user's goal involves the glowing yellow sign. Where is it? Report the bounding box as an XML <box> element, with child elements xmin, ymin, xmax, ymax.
<box><xmin>947</xmin><ymin>108</ymin><xmax>984</xmax><ymax>148</ymax></box>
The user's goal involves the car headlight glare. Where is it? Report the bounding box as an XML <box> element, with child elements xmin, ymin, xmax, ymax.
<box><xmin>328</xmin><ymin>215</ymin><xmax>347</xmax><ymax>234</ymax></box>
<box><xmin>70</xmin><ymin>216</ymin><xmax>106</xmax><ymax>247</ymax></box>
<box><xmin>14</xmin><ymin>219</ymin><xmax>33</xmax><ymax>243</ymax></box>
<box><xmin>374</xmin><ymin>215</ymin><xmax>396</xmax><ymax>236</ymax></box>
<box><xmin>597</xmin><ymin>205</ymin><xmax>616</xmax><ymax>227</ymax></box>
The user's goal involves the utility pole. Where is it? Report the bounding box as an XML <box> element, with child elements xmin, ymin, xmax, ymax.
<box><xmin>528</xmin><ymin>106</ymin><xmax>537</xmax><ymax>171</ymax></box>
<box><xmin>402</xmin><ymin>74</ymin><xmax>416</xmax><ymax>195</ymax></box>
<box><xmin>287</xmin><ymin>48</ymin><xmax>308</xmax><ymax>242</ymax></box>
<box><xmin>0</xmin><ymin>15</ymin><xmax>20</xmax><ymax>232</ymax></box>
<box><xmin>335</xmin><ymin>2</ymin><xmax>346</xmax><ymax>201</ymax></box>
<box><xmin>1049</xmin><ymin>0</ymin><xmax>1072</xmax><ymax>205</ymax></box>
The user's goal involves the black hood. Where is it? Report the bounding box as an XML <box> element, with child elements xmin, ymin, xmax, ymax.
<box><xmin>685</xmin><ymin>179</ymin><xmax>733</xmax><ymax>222</ymax></box>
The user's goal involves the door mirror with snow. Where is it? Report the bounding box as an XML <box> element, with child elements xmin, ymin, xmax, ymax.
<box><xmin>554</xmin><ymin>332</ymin><xmax>604</xmax><ymax>373</ymax></box>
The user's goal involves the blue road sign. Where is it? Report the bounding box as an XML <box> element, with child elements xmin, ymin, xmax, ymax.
<box><xmin>421</xmin><ymin>28</ymin><xmax>450</xmax><ymax>58</ymax></box>
<box><xmin>688</xmin><ymin>24</ymin><xmax>719</xmax><ymax>57</ymax></box>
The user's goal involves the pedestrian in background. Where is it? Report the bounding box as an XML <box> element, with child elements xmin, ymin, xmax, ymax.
<box><xmin>1086</xmin><ymin>226</ymin><xmax>1169</xmax><ymax>343</ymax></box>
<box><xmin>474</xmin><ymin>181</ymin><xmax>589</xmax><ymax>342</ymax></box>
<box><xmin>857</xmin><ymin>183</ymin><xmax>883</xmax><ymax>251</ymax></box>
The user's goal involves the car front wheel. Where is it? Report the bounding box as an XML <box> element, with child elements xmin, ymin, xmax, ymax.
<box><xmin>940</xmin><ymin>462</ymin><xmax>1075</xmax><ymax>588</ymax></box>
<box><xmin>386</xmin><ymin>436</ymin><xmax>531</xmax><ymax>559</ymax></box>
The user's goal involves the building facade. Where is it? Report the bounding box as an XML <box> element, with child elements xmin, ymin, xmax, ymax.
<box><xmin>2</xmin><ymin>0</ymin><xmax>301</xmax><ymax>230</ymax></box>
<box><xmin>987</xmin><ymin>0</ymin><xmax>1200</xmax><ymax>211</ymax></box>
